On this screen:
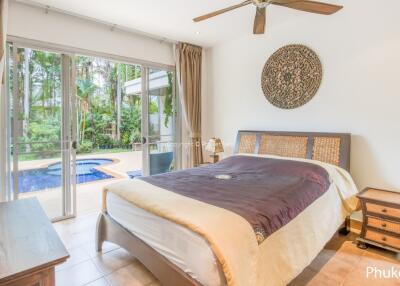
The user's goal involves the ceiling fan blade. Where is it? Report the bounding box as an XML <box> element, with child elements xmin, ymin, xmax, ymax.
<box><xmin>193</xmin><ymin>0</ymin><xmax>252</xmax><ymax>22</ymax></box>
<box><xmin>253</xmin><ymin>7</ymin><xmax>266</xmax><ymax>34</ymax></box>
<box><xmin>270</xmin><ymin>0</ymin><xmax>305</xmax><ymax>3</ymax></box>
<box><xmin>273</xmin><ymin>0</ymin><xmax>343</xmax><ymax>15</ymax></box>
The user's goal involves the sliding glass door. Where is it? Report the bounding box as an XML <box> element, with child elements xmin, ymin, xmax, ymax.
<box><xmin>7</xmin><ymin>44</ymin><xmax>76</xmax><ymax>220</ymax></box>
<box><xmin>142</xmin><ymin>68</ymin><xmax>179</xmax><ymax>176</ymax></box>
<box><xmin>5</xmin><ymin>39</ymin><xmax>180</xmax><ymax>220</ymax></box>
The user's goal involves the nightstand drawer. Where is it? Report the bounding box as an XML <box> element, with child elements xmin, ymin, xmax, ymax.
<box><xmin>365</xmin><ymin>229</ymin><xmax>400</xmax><ymax>250</ymax></box>
<box><xmin>367</xmin><ymin>217</ymin><xmax>400</xmax><ymax>234</ymax></box>
<box><xmin>365</xmin><ymin>202</ymin><xmax>400</xmax><ymax>218</ymax></box>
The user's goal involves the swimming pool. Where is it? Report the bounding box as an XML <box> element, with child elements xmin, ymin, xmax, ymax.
<box><xmin>17</xmin><ymin>159</ymin><xmax>115</xmax><ymax>193</ymax></box>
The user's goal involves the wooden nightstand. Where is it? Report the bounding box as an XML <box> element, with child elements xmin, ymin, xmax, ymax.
<box><xmin>357</xmin><ymin>187</ymin><xmax>400</xmax><ymax>253</ymax></box>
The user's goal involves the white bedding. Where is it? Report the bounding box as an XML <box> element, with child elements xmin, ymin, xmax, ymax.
<box><xmin>105</xmin><ymin>154</ymin><xmax>359</xmax><ymax>286</ymax></box>
<box><xmin>107</xmin><ymin>191</ymin><xmax>226</xmax><ymax>286</ymax></box>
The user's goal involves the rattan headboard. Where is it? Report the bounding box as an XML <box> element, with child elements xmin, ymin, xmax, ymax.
<box><xmin>234</xmin><ymin>131</ymin><xmax>351</xmax><ymax>171</ymax></box>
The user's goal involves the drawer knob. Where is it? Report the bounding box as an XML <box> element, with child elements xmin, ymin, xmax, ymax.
<box><xmin>382</xmin><ymin>237</ymin><xmax>387</xmax><ymax>242</ymax></box>
<box><xmin>382</xmin><ymin>209</ymin><xmax>388</xmax><ymax>213</ymax></box>
<box><xmin>382</xmin><ymin>223</ymin><xmax>387</xmax><ymax>228</ymax></box>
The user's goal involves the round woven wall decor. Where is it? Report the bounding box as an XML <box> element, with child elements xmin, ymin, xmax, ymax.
<box><xmin>261</xmin><ymin>44</ymin><xmax>322</xmax><ymax>109</ymax></box>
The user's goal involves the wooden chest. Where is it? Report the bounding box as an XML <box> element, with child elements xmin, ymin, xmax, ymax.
<box><xmin>357</xmin><ymin>187</ymin><xmax>400</xmax><ymax>252</ymax></box>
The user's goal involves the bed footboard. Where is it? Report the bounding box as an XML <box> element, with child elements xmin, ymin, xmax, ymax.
<box><xmin>95</xmin><ymin>212</ymin><xmax>200</xmax><ymax>286</ymax></box>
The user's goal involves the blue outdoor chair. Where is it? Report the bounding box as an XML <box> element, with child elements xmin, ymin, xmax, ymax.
<box><xmin>150</xmin><ymin>151</ymin><xmax>174</xmax><ymax>175</ymax></box>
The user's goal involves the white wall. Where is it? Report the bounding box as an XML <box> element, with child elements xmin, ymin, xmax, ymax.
<box><xmin>8</xmin><ymin>1</ymin><xmax>174</xmax><ymax>66</ymax></box>
<box><xmin>203</xmin><ymin>0</ymin><xmax>400</xmax><ymax>191</ymax></box>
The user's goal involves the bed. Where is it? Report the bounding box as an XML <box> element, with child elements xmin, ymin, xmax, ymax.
<box><xmin>96</xmin><ymin>131</ymin><xmax>358</xmax><ymax>286</ymax></box>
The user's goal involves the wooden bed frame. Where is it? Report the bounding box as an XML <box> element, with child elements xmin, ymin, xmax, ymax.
<box><xmin>96</xmin><ymin>130</ymin><xmax>351</xmax><ymax>286</ymax></box>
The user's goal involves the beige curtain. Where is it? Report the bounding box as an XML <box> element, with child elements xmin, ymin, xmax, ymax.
<box><xmin>0</xmin><ymin>0</ymin><xmax>7</xmax><ymax>201</ymax></box>
<box><xmin>176</xmin><ymin>43</ymin><xmax>203</xmax><ymax>167</ymax></box>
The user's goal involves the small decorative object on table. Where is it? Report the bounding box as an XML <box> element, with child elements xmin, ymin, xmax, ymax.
<box><xmin>357</xmin><ymin>187</ymin><xmax>400</xmax><ymax>253</ymax></box>
<box><xmin>205</xmin><ymin>138</ymin><xmax>224</xmax><ymax>163</ymax></box>
<box><xmin>215</xmin><ymin>174</ymin><xmax>232</xmax><ymax>180</ymax></box>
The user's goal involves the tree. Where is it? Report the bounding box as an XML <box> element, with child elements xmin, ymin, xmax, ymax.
<box><xmin>76</xmin><ymin>78</ymin><xmax>97</xmax><ymax>142</ymax></box>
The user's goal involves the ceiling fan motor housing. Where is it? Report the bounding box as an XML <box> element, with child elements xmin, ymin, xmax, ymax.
<box><xmin>252</xmin><ymin>0</ymin><xmax>269</xmax><ymax>8</ymax></box>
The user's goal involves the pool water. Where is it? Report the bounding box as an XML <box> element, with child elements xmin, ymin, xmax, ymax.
<box><xmin>17</xmin><ymin>159</ymin><xmax>115</xmax><ymax>193</ymax></box>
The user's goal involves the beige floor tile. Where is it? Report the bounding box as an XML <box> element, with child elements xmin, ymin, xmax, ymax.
<box><xmin>342</xmin><ymin>254</ymin><xmax>400</xmax><ymax>286</ymax></box>
<box><xmin>302</xmin><ymin>270</ymin><xmax>346</xmax><ymax>286</ymax></box>
<box><xmin>316</xmin><ymin>256</ymin><xmax>355</xmax><ymax>284</ymax></box>
<box><xmin>85</xmin><ymin>278</ymin><xmax>110</xmax><ymax>286</ymax></box>
<box><xmin>56</xmin><ymin>246</ymin><xmax>91</xmax><ymax>272</ymax></box>
<box><xmin>288</xmin><ymin>268</ymin><xmax>318</xmax><ymax>286</ymax></box>
<box><xmin>92</xmin><ymin>248</ymin><xmax>136</xmax><ymax>275</ymax></box>
<box><xmin>105</xmin><ymin>261</ymin><xmax>156</xmax><ymax>286</ymax></box>
<box><xmin>81</xmin><ymin>240</ymin><xmax>120</xmax><ymax>258</ymax></box>
<box><xmin>331</xmin><ymin>241</ymin><xmax>364</xmax><ymax>265</ymax></box>
<box><xmin>307</xmin><ymin>248</ymin><xmax>336</xmax><ymax>272</ymax></box>
<box><xmin>56</xmin><ymin>260</ymin><xmax>103</xmax><ymax>286</ymax></box>
<box><xmin>362</xmin><ymin>246</ymin><xmax>400</xmax><ymax>264</ymax></box>
<box><xmin>60</xmin><ymin>229</ymin><xmax>95</xmax><ymax>250</ymax></box>
<box><xmin>54</xmin><ymin>212</ymin><xmax>98</xmax><ymax>233</ymax></box>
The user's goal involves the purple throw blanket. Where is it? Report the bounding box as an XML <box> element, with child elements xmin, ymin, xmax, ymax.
<box><xmin>140</xmin><ymin>155</ymin><xmax>330</xmax><ymax>243</ymax></box>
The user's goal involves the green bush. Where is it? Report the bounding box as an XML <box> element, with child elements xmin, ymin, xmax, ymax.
<box><xmin>77</xmin><ymin>140</ymin><xmax>93</xmax><ymax>153</ymax></box>
<box><xmin>97</xmin><ymin>134</ymin><xmax>114</xmax><ymax>149</ymax></box>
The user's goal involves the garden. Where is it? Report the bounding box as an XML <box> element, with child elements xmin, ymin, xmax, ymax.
<box><xmin>11</xmin><ymin>48</ymin><xmax>174</xmax><ymax>160</ymax></box>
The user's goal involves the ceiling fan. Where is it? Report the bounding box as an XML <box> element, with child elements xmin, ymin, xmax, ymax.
<box><xmin>193</xmin><ymin>0</ymin><xmax>343</xmax><ymax>35</ymax></box>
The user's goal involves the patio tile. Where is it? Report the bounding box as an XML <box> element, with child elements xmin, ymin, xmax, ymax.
<box><xmin>92</xmin><ymin>248</ymin><xmax>136</xmax><ymax>275</ymax></box>
<box><xmin>56</xmin><ymin>260</ymin><xmax>103</xmax><ymax>286</ymax></box>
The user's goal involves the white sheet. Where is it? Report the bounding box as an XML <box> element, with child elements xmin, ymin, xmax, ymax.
<box><xmin>105</xmin><ymin>154</ymin><xmax>359</xmax><ymax>286</ymax></box>
<box><xmin>107</xmin><ymin>191</ymin><xmax>226</xmax><ymax>286</ymax></box>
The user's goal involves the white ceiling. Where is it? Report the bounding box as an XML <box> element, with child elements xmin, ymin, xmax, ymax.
<box><xmin>21</xmin><ymin>0</ymin><xmax>344</xmax><ymax>47</ymax></box>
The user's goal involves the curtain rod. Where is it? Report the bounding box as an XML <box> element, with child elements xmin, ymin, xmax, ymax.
<box><xmin>12</xmin><ymin>0</ymin><xmax>179</xmax><ymax>45</ymax></box>
<box><xmin>8</xmin><ymin>35</ymin><xmax>176</xmax><ymax>71</ymax></box>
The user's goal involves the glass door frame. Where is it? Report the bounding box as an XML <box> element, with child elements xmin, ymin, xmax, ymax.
<box><xmin>7</xmin><ymin>42</ymin><xmax>77</xmax><ymax>221</ymax></box>
<box><xmin>141</xmin><ymin>67</ymin><xmax>181</xmax><ymax>176</ymax></box>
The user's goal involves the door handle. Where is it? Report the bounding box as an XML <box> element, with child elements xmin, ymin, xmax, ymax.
<box><xmin>142</xmin><ymin>137</ymin><xmax>147</xmax><ymax>144</ymax></box>
<box><xmin>72</xmin><ymin>141</ymin><xmax>77</xmax><ymax>150</ymax></box>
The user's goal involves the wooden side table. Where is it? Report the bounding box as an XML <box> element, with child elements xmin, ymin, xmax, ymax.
<box><xmin>0</xmin><ymin>198</ymin><xmax>69</xmax><ymax>286</ymax></box>
<box><xmin>357</xmin><ymin>187</ymin><xmax>400</xmax><ymax>253</ymax></box>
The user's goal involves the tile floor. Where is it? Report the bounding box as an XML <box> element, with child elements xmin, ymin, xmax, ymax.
<box><xmin>54</xmin><ymin>212</ymin><xmax>400</xmax><ymax>286</ymax></box>
<box><xmin>54</xmin><ymin>211</ymin><xmax>160</xmax><ymax>286</ymax></box>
